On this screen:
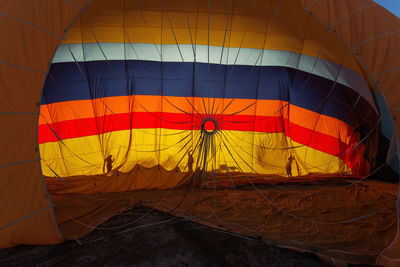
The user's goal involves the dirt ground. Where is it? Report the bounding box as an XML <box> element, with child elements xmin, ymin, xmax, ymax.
<box><xmin>0</xmin><ymin>205</ymin><xmax>337</xmax><ymax>267</ymax></box>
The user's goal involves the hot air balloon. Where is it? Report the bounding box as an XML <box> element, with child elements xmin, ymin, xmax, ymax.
<box><xmin>0</xmin><ymin>0</ymin><xmax>399</xmax><ymax>265</ymax></box>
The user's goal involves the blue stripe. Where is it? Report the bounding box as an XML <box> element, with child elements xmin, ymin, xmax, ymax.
<box><xmin>42</xmin><ymin>60</ymin><xmax>378</xmax><ymax>134</ymax></box>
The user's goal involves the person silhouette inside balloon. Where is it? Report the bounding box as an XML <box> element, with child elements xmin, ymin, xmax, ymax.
<box><xmin>188</xmin><ymin>150</ymin><xmax>194</xmax><ymax>173</ymax></box>
<box><xmin>286</xmin><ymin>154</ymin><xmax>295</xmax><ymax>177</ymax></box>
<box><xmin>103</xmin><ymin>154</ymin><xmax>114</xmax><ymax>175</ymax></box>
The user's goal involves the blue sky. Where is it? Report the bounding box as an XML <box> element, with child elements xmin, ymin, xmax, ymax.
<box><xmin>373</xmin><ymin>0</ymin><xmax>400</xmax><ymax>17</ymax></box>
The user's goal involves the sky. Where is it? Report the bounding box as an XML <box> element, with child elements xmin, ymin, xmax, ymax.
<box><xmin>373</xmin><ymin>0</ymin><xmax>400</xmax><ymax>17</ymax></box>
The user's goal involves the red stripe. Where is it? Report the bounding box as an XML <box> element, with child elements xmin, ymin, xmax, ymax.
<box><xmin>38</xmin><ymin>112</ymin><xmax>286</xmax><ymax>143</ymax></box>
<box><xmin>38</xmin><ymin>112</ymin><xmax>368</xmax><ymax>175</ymax></box>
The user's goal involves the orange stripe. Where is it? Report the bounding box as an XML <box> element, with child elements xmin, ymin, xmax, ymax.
<box><xmin>62</xmin><ymin>0</ymin><xmax>362</xmax><ymax>74</ymax></box>
<box><xmin>40</xmin><ymin>95</ymin><xmax>357</xmax><ymax>146</ymax></box>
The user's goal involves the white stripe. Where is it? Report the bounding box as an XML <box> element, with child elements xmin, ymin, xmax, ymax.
<box><xmin>53</xmin><ymin>43</ymin><xmax>376</xmax><ymax>112</ymax></box>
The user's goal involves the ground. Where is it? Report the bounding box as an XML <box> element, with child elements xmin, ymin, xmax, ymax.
<box><xmin>0</xmin><ymin>205</ymin><xmax>334</xmax><ymax>266</ymax></box>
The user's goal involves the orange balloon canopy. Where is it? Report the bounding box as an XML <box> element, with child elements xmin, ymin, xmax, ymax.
<box><xmin>0</xmin><ymin>0</ymin><xmax>399</xmax><ymax>265</ymax></box>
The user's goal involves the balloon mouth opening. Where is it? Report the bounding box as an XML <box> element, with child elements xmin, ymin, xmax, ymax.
<box><xmin>202</xmin><ymin>119</ymin><xmax>218</xmax><ymax>135</ymax></box>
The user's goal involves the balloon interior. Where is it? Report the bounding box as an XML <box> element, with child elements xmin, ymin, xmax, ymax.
<box><xmin>1</xmin><ymin>0</ymin><xmax>400</xmax><ymax>265</ymax></box>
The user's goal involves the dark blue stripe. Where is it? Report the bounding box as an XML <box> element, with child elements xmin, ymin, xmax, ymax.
<box><xmin>42</xmin><ymin>60</ymin><xmax>378</xmax><ymax>135</ymax></box>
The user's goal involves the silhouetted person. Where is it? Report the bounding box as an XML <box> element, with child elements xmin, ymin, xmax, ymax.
<box><xmin>286</xmin><ymin>154</ymin><xmax>295</xmax><ymax>177</ymax></box>
<box><xmin>188</xmin><ymin>150</ymin><xmax>194</xmax><ymax>173</ymax></box>
<box><xmin>103</xmin><ymin>155</ymin><xmax>114</xmax><ymax>175</ymax></box>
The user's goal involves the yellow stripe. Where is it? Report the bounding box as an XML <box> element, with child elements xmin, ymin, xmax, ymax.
<box><xmin>40</xmin><ymin>128</ymin><xmax>351</xmax><ymax>179</ymax></box>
